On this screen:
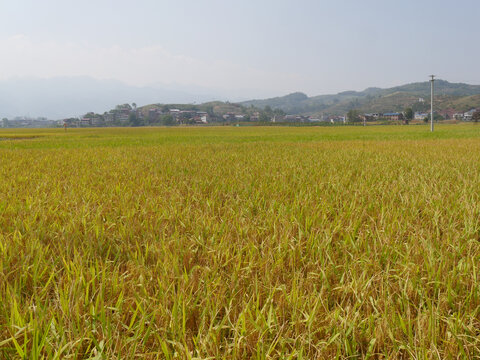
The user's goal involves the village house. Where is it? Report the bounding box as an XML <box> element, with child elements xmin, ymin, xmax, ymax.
<box><xmin>80</xmin><ymin>118</ymin><xmax>92</xmax><ymax>126</ymax></box>
<box><xmin>104</xmin><ymin>111</ymin><xmax>115</xmax><ymax>123</ymax></box>
<box><xmin>282</xmin><ymin>115</ymin><xmax>309</xmax><ymax>123</ymax></box>
<box><xmin>414</xmin><ymin>112</ymin><xmax>428</xmax><ymax>121</ymax></box>
<box><xmin>383</xmin><ymin>112</ymin><xmax>404</xmax><ymax>121</ymax></box>
<box><xmin>463</xmin><ymin>109</ymin><xmax>477</xmax><ymax>121</ymax></box>
<box><xmin>368</xmin><ymin>113</ymin><xmax>381</xmax><ymax>119</ymax></box>
<box><xmin>193</xmin><ymin>111</ymin><xmax>209</xmax><ymax>124</ymax></box>
<box><xmin>360</xmin><ymin>113</ymin><xmax>380</xmax><ymax>121</ymax></box>
<box><xmin>250</xmin><ymin>112</ymin><xmax>260</xmax><ymax>122</ymax></box>
<box><xmin>222</xmin><ymin>113</ymin><xmax>237</xmax><ymax>121</ymax></box>
<box><xmin>330</xmin><ymin>116</ymin><xmax>346</xmax><ymax>124</ymax></box>
<box><xmin>91</xmin><ymin>116</ymin><xmax>104</xmax><ymax>126</ymax></box>
<box><xmin>147</xmin><ymin>108</ymin><xmax>164</xmax><ymax>122</ymax></box>
<box><xmin>117</xmin><ymin>113</ymin><xmax>130</xmax><ymax>123</ymax></box>
<box><xmin>166</xmin><ymin>109</ymin><xmax>209</xmax><ymax>124</ymax></box>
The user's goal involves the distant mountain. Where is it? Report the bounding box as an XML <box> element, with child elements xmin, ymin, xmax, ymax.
<box><xmin>384</xmin><ymin>80</ymin><xmax>480</xmax><ymax>97</ymax></box>
<box><xmin>2</xmin><ymin>77</ymin><xmax>479</xmax><ymax>120</ymax></box>
<box><xmin>0</xmin><ymin>77</ymin><xmax>222</xmax><ymax>119</ymax></box>
<box><xmin>241</xmin><ymin>80</ymin><xmax>480</xmax><ymax>115</ymax></box>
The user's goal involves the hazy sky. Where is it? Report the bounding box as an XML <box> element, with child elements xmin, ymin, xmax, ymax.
<box><xmin>1</xmin><ymin>0</ymin><xmax>479</xmax><ymax>98</ymax></box>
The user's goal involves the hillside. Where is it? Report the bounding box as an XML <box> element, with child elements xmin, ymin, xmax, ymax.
<box><xmin>0</xmin><ymin>77</ymin><xmax>223</xmax><ymax>119</ymax></box>
<box><xmin>241</xmin><ymin>80</ymin><xmax>480</xmax><ymax>116</ymax></box>
<box><xmin>441</xmin><ymin>94</ymin><xmax>480</xmax><ymax>111</ymax></box>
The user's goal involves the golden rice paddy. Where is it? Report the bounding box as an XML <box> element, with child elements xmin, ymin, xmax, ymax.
<box><xmin>1</xmin><ymin>125</ymin><xmax>480</xmax><ymax>359</ymax></box>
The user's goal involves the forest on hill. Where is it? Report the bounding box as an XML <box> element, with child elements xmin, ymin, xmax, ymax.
<box><xmin>241</xmin><ymin>80</ymin><xmax>480</xmax><ymax>116</ymax></box>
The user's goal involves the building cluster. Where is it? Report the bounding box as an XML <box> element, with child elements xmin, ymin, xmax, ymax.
<box><xmin>223</xmin><ymin>112</ymin><xmax>248</xmax><ymax>122</ymax></box>
<box><xmin>103</xmin><ymin>104</ymin><xmax>133</xmax><ymax>124</ymax></box>
<box><xmin>355</xmin><ymin>109</ymin><xmax>479</xmax><ymax>122</ymax></box>
<box><xmin>324</xmin><ymin>116</ymin><xmax>347</xmax><ymax>124</ymax></box>
<box><xmin>63</xmin><ymin>104</ymin><xmax>136</xmax><ymax>127</ymax></box>
<box><xmin>57</xmin><ymin>106</ymin><xmax>480</xmax><ymax>127</ymax></box>
<box><xmin>2</xmin><ymin>104</ymin><xmax>479</xmax><ymax>129</ymax></box>
<box><xmin>360</xmin><ymin>113</ymin><xmax>405</xmax><ymax>121</ymax></box>
<box><xmin>414</xmin><ymin>112</ymin><xmax>429</xmax><ymax>120</ymax></box>
<box><xmin>453</xmin><ymin>109</ymin><xmax>478</xmax><ymax>121</ymax></box>
<box><xmin>168</xmin><ymin>109</ymin><xmax>209</xmax><ymax>124</ymax></box>
<box><xmin>271</xmin><ymin>114</ymin><xmax>346</xmax><ymax>123</ymax></box>
<box><xmin>273</xmin><ymin>115</ymin><xmax>311</xmax><ymax>123</ymax></box>
<box><xmin>1</xmin><ymin>117</ymin><xmax>57</xmax><ymax>128</ymax></box>
<box><xmin>63</xmin><ymin>105</ymin><xmax>211</xmax><ymax>127</ymax></box>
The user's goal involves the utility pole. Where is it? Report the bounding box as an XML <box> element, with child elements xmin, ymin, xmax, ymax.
<box><xmin>430</xmin><ymin>75</ymin><xmax>435</xmax><ymax>132</ymax></box>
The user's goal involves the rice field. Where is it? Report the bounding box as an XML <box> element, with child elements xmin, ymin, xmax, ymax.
<box><xmin>1</xmin><ymin>125</ymin><xmax>480</xmax><ymax>359</ymax></box>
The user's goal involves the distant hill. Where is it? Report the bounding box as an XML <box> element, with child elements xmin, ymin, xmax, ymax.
<box><xmin>241</xmin><ymin>80</ymin><xmax>480</xmax><ymax>115</ymax></box>
<box><xmin>3</xmin><ymin>77</ymin><xmax>479</xmax><ymax>120</ymax></box>
<box><xmin>0</xmin><ymin>77</ymin><xmax>222</xmax><ymax>119</ymax></box>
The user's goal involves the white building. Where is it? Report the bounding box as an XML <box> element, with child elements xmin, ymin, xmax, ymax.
<box><xmin>414</xmin><ymin>112</ymin><xmax>428</xmax><ymax>120</ymax></box>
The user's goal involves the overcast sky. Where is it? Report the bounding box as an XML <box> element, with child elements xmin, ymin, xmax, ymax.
<box><xmin>1</xmin><ymin>0</ymin><xmax>479</xmax><ymax>98</ymax></box>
